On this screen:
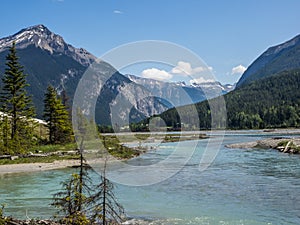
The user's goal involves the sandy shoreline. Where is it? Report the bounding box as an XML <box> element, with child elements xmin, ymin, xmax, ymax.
<box><xmin>0</xmin><ymin>157</ymin><xmax>122</xmax><ymax>175</ymax></box>
<box><xmin>0</xmin><ymin>160</ymin><xmax>80</xmax><ymax>175</ymax></box>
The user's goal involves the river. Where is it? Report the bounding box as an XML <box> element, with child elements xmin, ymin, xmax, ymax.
<box><xmin>1</xmin><ymin>130</ymin><xmax>300</xmax><ymax>224</ymax></box>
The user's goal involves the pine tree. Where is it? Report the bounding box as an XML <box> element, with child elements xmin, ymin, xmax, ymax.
<box><xmin>53</xmin><ymin>112</ymin><xmax>125</xmax><ymax>224</ymax></box>
<box><xmin>52</xmin><ymin>143</ymin><xmax>95</xmax><ymax>225</ymax></box>
<box><xmin>0</xmin><ymin>112</ymin><xmax>10</xmax><ymax>155</ymax></box>
<box><xmin>0</xmin><ymin>42</ymin><xmax>35</xmax><ymax>153</ymax></box>
<box><xmin>93</xmin><ymin>159</ymin><xmax>125</xmax><ymax>224</ymax></box>
<box><xmin>61</xmin><ymin>88</ymin><xmax>69</xmax><ymax>109</ymax></box>
<box><xmin>52</xmin><ymin>172</ymin><xmax>92</xmax><ymax>225</ymax></box>
<box><xmin>52</xmin><ymin>157</ymin><xmax>125</xmax><ymax>224</ymax></box>
<box><xmin>43</xmin><ymin>85</ymin><xmax>72</xmax><ymax>144</ymax></box>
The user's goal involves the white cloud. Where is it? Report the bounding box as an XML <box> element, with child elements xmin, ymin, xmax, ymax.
<box><xmin>141</xmin><ymin>68</ymin><xmax>172</xmax><ymax>81</ymax></box>
<box><xmin>113</xmin><ymin>10</ymin><xmax>123</xmax><ymax>14</ymax></box>
<box><xmin>139</xmin><ymin>61</ymin><xmax>214</xmax><ymax>83</ymax></box>
<box><xmin>207</xmin><ymin>66</ymin><xmax>213</xmax><ymax>72</ymax></box>
<box><xmin>171</xmin><ymin>61</ymin><xmax>213</xmax><ymax>76</ymax></box>
<box><xmin>231</xmin><ymin>65</ymin><xmax>247</xmax><ymax>75</ymax></box>
<box><xmin>189</xmin><ymin>77</ymin><xmax>215</xmax><ymax>85</ymax></box>
<box><xmin>171</xmin><ymin>61</ymin><xmax>193</xmax><ymax>75</ymax></box>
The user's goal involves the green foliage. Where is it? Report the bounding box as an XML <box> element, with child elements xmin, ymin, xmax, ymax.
<box><xmin>226</xmin><ymin>69</ymin><xmax>300</xmax><ymax>129</ymax></box>
<box><xmin>61</xmin><ymin>211</ymin><xmax>90</xmax><ymax>225</ymax></box>
<box><xmin>0</xmin><ymin>113</ymin><xmax>12</xmax><ymax>155</ymax></box>
<box><xmin>53</xmin><ymin>173</ymin><xmax>89</xmax><ymax>217</ymax></box>
<box><xmin>0</xmin><ymin>203</ymin><xmax>9</xmax><ymax>224</ymax></box>
<box><xmin>52</xmin><ymin>168</ymin><xmax>103</xmax><ymax>224</ymax></box>
<box><xmin>43</xmin><ymin>85</ymin><xmax>73</xmax><ymax>144</ymax></box>
<box><xmin>0</xmin><ymin>204</ymin><xmax>5</xmax><ymax>224</ymax></box>
<box><xmin>0</xmin><ymin>44</ymin><xmax>87</xmax><ymax>118</ymax></box>
<box><xmin>98</xmin><ymin>125</ymin><xmax>114</xmax><ymax>133</ymax></box>
<box><xmin>277</xmin><ymin>140</ymin><xmax>290</xmax><ymax>147</ymax></box>
<box><xmin>100</xmin><ymin>135</ymin><xmax>140</xmax><ymax>159</ymax></box>
<box><xmin>0</xmin><ymin>42</ymin><xmax>36</xmax><ymax>155</ymax></box>
<box><xmin>30</xmin><ymin>143</ymin><xmax>77</xmax><ymax>153</ymax></box>
<box><xmin>129</xmin><ymin>123</ymin><xmax>149</xmax><ymax>132</ymax></box>
<box><xmin>277</xmin><ymin>140</ymin><xmax>300</xmax><ymax>153</ymax></box>
<box><xmin>0</xmin><ymin>154</ymin><xmax>80</xmax><ymax>165</ymax></box>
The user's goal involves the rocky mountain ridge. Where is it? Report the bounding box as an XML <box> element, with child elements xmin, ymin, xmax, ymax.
<box><xmin>0</xmin><ymin>24</ymin><xmax>96</xmax><ymax>67</ymax></box>
<box><xmin>126</xmin><ymin>74</ymin><xmax>235</xmax><ymax>106</ymax></box>
<box><xmin>237</xmin><ymin>34</ymin><xmax>300</xmax><ymax>87</ymax></box>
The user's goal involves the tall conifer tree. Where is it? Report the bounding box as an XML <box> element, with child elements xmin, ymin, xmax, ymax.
<box><xmin>0</xmin><ymin>42</ymin><xmax>35</xmax><ymax>153</ymax></box>
<box><xmin>43</xmin><ymin>85</ymin><xmax>72</xmax><ymax>144</ymax></box>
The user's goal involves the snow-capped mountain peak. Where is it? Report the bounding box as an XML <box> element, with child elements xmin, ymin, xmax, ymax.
<box><xmin>0</xmin><ymin>24</ymin><xmax>96</xmax><ymax>66</ymax></box>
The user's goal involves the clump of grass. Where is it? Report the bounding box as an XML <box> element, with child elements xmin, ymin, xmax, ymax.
<box><xmin>163</xmin><ymin>133</ymin><xmax>208</xmax><ymax>143</ymax></box>
<box><xmin>100</xmin><ymin>135</ymin><xmax>140</xmax><ymax>159</ymax></box>
<box><xmin>30</xmin><ymin>143</ymin><xmax>77</xmax><ymax>153</ymax></box>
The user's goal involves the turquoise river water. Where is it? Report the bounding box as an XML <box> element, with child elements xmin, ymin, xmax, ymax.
<box><xmin>1</xmin><ymin>131</ymin><xmax>300</xmax><ymax>224</ymax></box>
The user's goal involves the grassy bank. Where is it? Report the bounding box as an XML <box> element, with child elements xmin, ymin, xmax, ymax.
<box><xmin>0</xmin><ymin>132</ymin><xmax>208</xmax><ymax>165</ymax></box>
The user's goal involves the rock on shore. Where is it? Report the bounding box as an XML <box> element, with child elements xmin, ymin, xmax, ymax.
<box><xmin>226</xmin><ymin>137</ymin><xmax>300</xmax><ymax>154</ymax></box>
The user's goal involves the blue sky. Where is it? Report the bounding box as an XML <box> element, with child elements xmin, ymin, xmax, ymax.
<box><xmin>1</xmin><ymin>0</ymin><xmax>300</xmax><ymax>84</ymax></box>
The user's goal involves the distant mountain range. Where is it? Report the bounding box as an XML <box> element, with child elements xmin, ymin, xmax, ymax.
<box><xmin>125</xmin><ymin>74</ymin><xmax>234</xmax><ymax>105</ymax></box>
<box><xmin>0</xmin><ymin>25</ymin><xmax>233</xmax><ymax>125</ymax></box>
<box><xmin>160</xmin><ymin>34</ymin><xmax>300</xmax><ymax>129</ymax></box>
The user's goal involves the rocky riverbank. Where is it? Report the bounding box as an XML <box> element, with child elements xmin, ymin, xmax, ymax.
<box><xmin>2</xmin><ymin>220</ymin><xmax>139</xmax><ymax>225</ymax></box>
<box><xmin>3</xmin><ymin>219</ymin><xmax>60</xmax><ymax>225</ymax></box>
<box><xmin>226</xmin><ymin>137</ymin><xmax>300</xmax><ymax>154</ymax></box>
